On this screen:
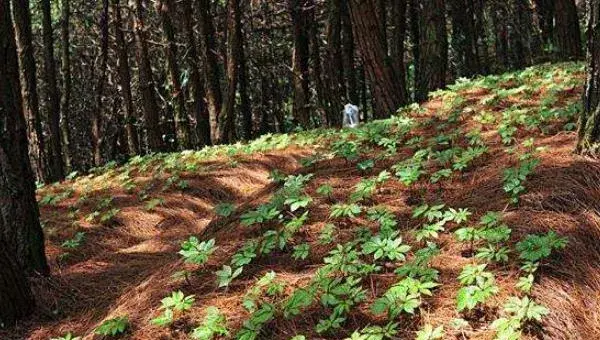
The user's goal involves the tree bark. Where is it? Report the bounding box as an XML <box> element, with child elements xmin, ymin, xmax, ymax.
<box><xmin>91</xmin><ymin>0</ymin><xmax>109</xmax><ymax>165</ymax></box>
<box><xmin>157</xmin><ymin>0</ymin><xmax>192</xmax><ymax>149</ymax></box>
<box><xmin>0</xmin><ymin>0</ymin><xmax>48</xmax><ymax>323</ymax></box>
<box><xmin>289</xmin><ymin>0</ymin><xmax>312</xmax><ymax>128</ymax></box>
<box><xmin>112</xmin><ymin>0</ymin><xmax>140</xmax><ymax>156</ymax></box>
<box><xmin>412</xmin><ymin>0</ymin><xmax>448</xmax><ymax>102</ymax></box>
<box><xmin>41</xmin><ymin>0</ymin><xmax>65</xmax><ymax>181</ymax></box>
<box><xmin>133</xmin><ymin>0</ymin><xmax>162</xmax><ymax>152</ymax></box>
<box><xmin>390</xmin><ymin>0</ymin><xmax>407</xmax><ymax>98</ymax></box>
<box><xmin>325</xmin><ymin>0</ymin><xmax>344</xmax><ymax>126</ymax></box>
<box><xmin>238</xmin><ymin>2</ymin><xmax>252</xmax><ymax>140</ymax></box>
<box><xmin>60</xmin><ymin>0</ymin><xmax>72</xmax><ymax>170</ymax></box>
<box><xmin>577</xmin><ymin>0</ymin><xmax>600</xmax><ymax>154</ymax></box>
<box><xmin>534</xmin><ymin>0</ymin><xmax>556</xmax><ymax>48</ymax></box>
<box><xmin>11</xmin><ymin>0</ymin><xmax>47</xmax><ymax>182</ymax></box>
<box><xmin>554</xmin><ymin>0</ymin><xmax>583</xmax><ymax>60</ymax></box>
<box><xmin>218</xmin><ymin>0</ymin><xmax>241</xmax><ymax>144</ymax></box>
<box><xmin>341</xmin><ymin>0</ymin><xmax>358</xmax><ymax>105</ymax></box>
<box><xmin>449</xmin><ymin>0</ymin><xmax>480</xmax><ymax>77</ymax></box>
<box><xmin>198</xmin><ymin>0</ymin><xmax>223</xmax><ymax>143</ymax></box>
<box><xmin>349</xmin><ymin>0</ymin><xmax>407</xmax><ymax>116</ymax></box>
<box><xmin>181</xmin><ymin>0</ymin><xmax>211</xmax><ymax>147</ymax></box>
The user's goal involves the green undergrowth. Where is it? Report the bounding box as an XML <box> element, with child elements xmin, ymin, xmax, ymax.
<box><xmin>43</xmin><ymin>62</ymin><xmax>583</xmax><ymax>339</ymax></box>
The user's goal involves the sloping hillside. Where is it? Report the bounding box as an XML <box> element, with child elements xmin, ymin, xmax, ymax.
<box><xmin>5</xmin><ymin>62</ymin><xmax>598</xmax><ymax>340</ymax></box>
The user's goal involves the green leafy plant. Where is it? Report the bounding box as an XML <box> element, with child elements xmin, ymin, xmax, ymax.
<box><xmin>316</xmin><ymin>184</ymin><xmax>334</xmax><ymax>198</ymax></box>
<box><xmin>241</xmin><ymin>204</ymin><xmax>281</xmax><ymax>226</ymax></box>
<box><xmin>357</xmin><ymin>159</ymin><xmax>375</xmax><ymax>172</ymax></box>
<box><xmin>216</xmin><ymin>265</ymin><xmax>243</xmax><ymax>288</ymax></box>
<box><xmin>292</xmin><ymin>243</ymin><xmax>310</xmax><ymax>260</ymax></box>
<box><xmin>61</xmin><ymin>232</ymin><xmax>86</xmax><ymax>249</ymax></box>
<box><xmin>516</xmin><ymin>231</ymin><xmax>567</xmax><ymax>262</ymax></box>
<box><xmin>51</xmin><ymin>333</ymin><xmax>81</xmax><ymax>340</ymax></box>
<box><xmin>416</xmin><ymin>324</ymin><xmax>444</xmax><ymax>340</ymax></box>
<box><xmin>491</xmin><ymin>296</ymin><xmax>549</xmax><ymax>340</ymax></box>
<box><xmin>503</xmin><ymin>157</ymin><xmax>539</xmax><ymax>204</ymax></box>
<box><xmin>190</xmin><ymin>307</ymin><xmax>229</xmax><ymax>339</ymax></box>
<box><xmin>456</xmin><ymin>265</ymin><xmax>499</xmax><ymax>312</ymax></box>
<box><xmin>151</xmin><ymin>291</ymin><xmax>195</xmax><ymax>327</ymax></box>
<box><xmin>284</xmin><ymin>195</ymin><xmax>313</xmax><ymax>212</ymax></box>
<box><xmin>215</xmin><ymin>203</ymin><xmax>235</xmax><ymax>217</ymax></box>
<box><xmin>330</xmin><ymin>203</ymin><xmax>362</xmax><ymax>219</ymax></box>
<box><xmin>179</xmin><ymin>237</ymin><xmax>216</xmax><ymax>265</ymax></box>
<box><xmin>362</xmin><ymin>233</ymin><xmax>411</xmax><ymax>261</ymax></box>
<box><xmin>371</xmin><ymin>278</ymin><xmax>437</xmax><ymax>318</ymax></box>
<box><xmin>95</xmin><ymin>316</ymin><xmax>129</xmax><ymax>336</ymax></box>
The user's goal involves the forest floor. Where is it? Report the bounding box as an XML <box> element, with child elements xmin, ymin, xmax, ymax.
<box><xmin>3</xmin><ymin>62</ymin><xmax>599</xmax><ymax>340</ymax></box>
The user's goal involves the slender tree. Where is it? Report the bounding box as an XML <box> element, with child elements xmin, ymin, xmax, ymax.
<box><xmin>577</xmin><ymin>0</ymin><xmax>600</xmax><ymax>154</ymax></box>
<box><xmin>113</xmin><ymin>0</ymin><xmax>140</xmax><ymax>155</ymax></box>
<box><xmin>449</xmin><ymin>0</ymin><xmax>480</xmax><ymax>77</ymax></box>
<box><xmin>198</xmin><ymin>0</ymin><xmax>223</xmax><ymax>143</ymax></box>
<box><xmin>325</xmin><ymin>0</ymin><xmax>344</xmax><ymax>126</ymax></box>
<box><xmin>289</xmin><ymin>0</ymin><xmax>312</xmax><ymax>128</ymax></box>
<box><xmin>133</xmin><ymin>0</ymin><xmax>162</xmax><ymax>151</ymax></box>
<box><xmin>91</xmin><ymin>0</ymin><xmax>109</xmax><ymax>165</ymax></box>
<box><xmin>349</xmin><ymin>0</ymin><xmax>407</xmax><ymax>116</ymax></box>
<box><xmin>60</xmin><ymin>0</ymin><xmax>72</xmax><ymax>170</ymax></box>
<box><xmin>554</xmin><ymin>0</ymin><xmax>583</xmax><ymax>60</ymax></box>
<box><xmin>41</xmin><ymin>0</ymin><xmax>65</xmax><ymax>181</ymax></box>
<box><xmin>157</xmin><ymin>0</ymin><xmax>192</xmax><ymax>149</ymax></box>
<box><xmin>412</xmin><ymin>0</ymin><xmax>448</xmax><ymax>101</ymax></box>
<box><xmin>0</xmin><ymin>0</ymin><xmax>49</xmax><ymax>324</ymax></box>
<box><xmin>181</xmin><ymin>0</ymin><xmax>211</xmax><ymax>146</ymax></box>
<box><xmin>341</xmin><ymin>0</ymin><xmax>358</xmax><ymax>105</ymax></box>
<box><xmin>238</xmin><ymin>1</ymin><xmax>252</xmax><ymax>140</ymax></box>
<box><xmin>11</xmin><ymin>0</ymin><xmax>47</xmax><ymax>182</ymax></box>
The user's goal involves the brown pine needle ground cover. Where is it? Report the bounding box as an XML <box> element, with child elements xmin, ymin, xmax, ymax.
<box><xmin>2</xmin><ymin>62</ymin><xmax>596</xmax><ymax>340</ymax></box>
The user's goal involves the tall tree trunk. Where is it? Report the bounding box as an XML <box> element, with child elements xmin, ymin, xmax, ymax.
<box><xmin>554</xmin><ymin>0</ymin><xmax>583</xmax><ymax>60</ymax></box>
<box><xmin>218</xmin><ymin>0</ymin><xmax>241</xmax><ymax>144</ymax></box>
<box><xmin>0</xmin><ymin>0</ymin><xmax>49</xmax><ymax>322</ymax></box>
<box><xmin>341</xmin><ymin>0</ymin><xmax>358</xmax><ymax>105</ymax></box>
<box><xmin>41</xmin><ymin>0</ymin><xmax>64</xmax><ymax>181</ymax></box>
<box><xmin>133</xmin><ymin>0</ymin><xmax>162</xmax><ymax>152</ymax></box>
<box><xmin>577</xmin><ymin>0</ymin><xmax>600</xmax><ymax>154</ymax></box>
<box><xmin>198</xmin><ymin>0</ymin><xmax>222</xmax><ymax>143</ymax></box>
<box><xmin>60</xmin><ymin>0</ymin><xmax>72</xmax><ymax>170</ymax></box>
<box><xmin>390</xmin><ymin>0</ymin><xmax>407</xmax><ymax>99</ymax></box>
<box><xmin>112</xmin><ymin>0</ymin><xmax>140</xmax><ymax>156</ymax></box>
<box><xmin>377</xmin><ymin>0</ymin><xmax>387</xmax><ymax>53</ymax></box>
<box><xmin>91</xmin><ymin>0</ymin><xmax>109</xmax><ymax>165</ymax></box>
<box><xmin>289</xmin><ymin>0</ymin><xmax>312</xmax><ymax>128</ymax></box>
<box><xmin>11</xmin><ymin>0</ymin><xmax>47</xmax><ymax>182</ymax></box>
<box><xmin>349</xmin><ymin>0</ymin><xmax>407</xmax><ymax>117</ymax></box>
<box><xmin>449</xmin><ymin>0</ymin><xmax>480</xmax><ymax>77</ymax></box>
<box><xmin>534</xmin><ymin>0</ymin><xmax>556</xmax><ymax>48</ymax></box>
<box><xmin>325</xmin><ymin>0</ymin><xmax>344</xmax><ymax>126</ymax></box>
<box><xmin>413</xmin><ymin>0</ymin><xmax>448</xmax><ymax>102</ymax></box>
<box><xmin>490</xmin><ymin>0</ymin><xmax>510</xmax><ymax>70</ymax></box>
<box><xmin>238</xmin><ymin>3</ymin><xmax>252</xmax><ymax>140</ymax></box>
<box><xmin>157</xmin><ymin>0</ymin><xmax>192</xmax><ymax>149</ymax></box>
<box><xmin>181</xmin><ymin>0</ymin><xmax>211</xmax><ymax>147</ymax></box>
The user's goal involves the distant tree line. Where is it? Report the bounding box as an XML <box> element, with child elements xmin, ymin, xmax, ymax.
<box><xmin>5</xmin><ymin>0</ymin><xmax>586</xmax><ymax>183</ymax></box>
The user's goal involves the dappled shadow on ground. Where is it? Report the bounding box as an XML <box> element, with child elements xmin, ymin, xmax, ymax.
<box><xmin>4</xmin><ymin>65</ymin><xmax>600</xmax><ymax>339</ymax></box>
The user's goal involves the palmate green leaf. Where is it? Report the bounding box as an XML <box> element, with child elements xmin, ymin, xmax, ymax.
<box><xmin>151</xmin><ymin>308</ymin><xmax>174</xmax><ymax>327</ymax></box>
<box><xmin>416</xmin><ymin>324</ymin><xmax>444</xmax><ymax>340</ymax></box>
<box><xmin>216</xmin><ymin>265</ymin><xmax>243</xmax><ymax>288</ymax></box>
<box><xmin>292</xmin><ymin>243</ymin><xmax>310</xmax><ymax>260</ymax></box>
<box><xmin>284</xmin><ymin>195</ymin><xmax>313</xmax><ymax>212</ymax></box>
<box><xmin>191</xmin><ymin>307</ymin><xmax>229</xmax><ymax>340</ymax></box>
<box><xmin>179</xmin><ymin>237</ymin><xmax>216</xmax><ymax>265</ymax></box>
<box><xmin>215</xmin><ymin>203</ymin><xmax>235</xmax><ymax>217</ymax></box>
<box><xmin>515</xmin><ymin>274</ymin><xmax>534</xmax><ymax>293</ymax></box>
<box><xmin>95</xmin><ymin>316</ymin><xmax>129</xmax><ymax>336</ymax></box>
<box><xmin>160</xmin><ymin>290</ymin><xmax>195</xmax><ymax>312</ymax></box>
